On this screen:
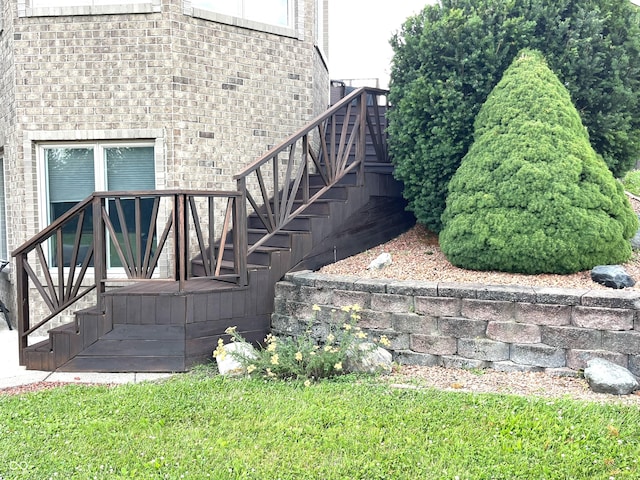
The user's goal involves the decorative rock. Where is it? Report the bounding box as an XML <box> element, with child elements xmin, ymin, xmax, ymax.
<box><xmin>584</xmin><ymin>358</ymin><xmax>639</xmax><ymax>395</ymax></box>
<box><xmin>215</xmin><ymin>341</ymin><xmax>257</xmax><ymax>376</ymax></box>
<box><xmin>367</xmin><ymin>252</ymin><xmax>392</xmax><ymax>270</ymax></box>
<box><xmin>345</xmin><ymin>342</ymin><xmax>393</xmax><ymax>374</ymax></box>
<box><xmin>590</xmin><ymin>265</ymin><xmax>635</xmax><ymax>289</ymax></box>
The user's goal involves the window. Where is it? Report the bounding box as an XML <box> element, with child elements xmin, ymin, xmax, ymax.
<box><xmin>315</xmin><ymin>0</ymin><xmax>327</xmax><ymax>57</ymax></box>
<box><xmin>191</xmin><ymin>0</ymin><xmax>292</xmax><ymax>28</ymax></box>
<box><xmin>0</xmin><ymin>157</ymin><xmax>7</xmax><ymax>260</ymax></box>
<box><xmin>31</xmin><ymin>0</ymin><xmax>148</xmax><ymax>5</ymax></box>
<box><xmin>40</xmin><ymin>142</ymin><xmax>155</xmax><ymax>268</ymax></box>
<box><xmin>19</xmin><ymin>0</ymin><xmax>161</xmax><ymax>17</ymax></box>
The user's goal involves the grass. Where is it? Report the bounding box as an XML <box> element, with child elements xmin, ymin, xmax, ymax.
<box><xmin>622</xmin><ymin>170</ymin><xmax>640</xmax><ymax>196</ymax></box>
<box><xmin>1</xmin><ymin>370</ymin><xmax>639</xmax><ymax>479</ymax></box>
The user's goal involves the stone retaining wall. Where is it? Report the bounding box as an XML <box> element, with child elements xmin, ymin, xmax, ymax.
<box><xmin>272</xmin><ymin>271</ymin><xmax>640</xmax><ymax>376</ymax></box>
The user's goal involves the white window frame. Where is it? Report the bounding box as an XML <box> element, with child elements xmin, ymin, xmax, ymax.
<box><xmin>185</xmin><ymin>0</ymin><xmax>299</xmax><ymax>39</ymax></box>
<box><xmin>37</xmin><ymin>140</ymin><xmax>156</xmax><ymax>274</ymax></box>
<box><xmin>18</xmin><ymin>0</ymin><xmax>161</xmax><ymax>17</ymax></box>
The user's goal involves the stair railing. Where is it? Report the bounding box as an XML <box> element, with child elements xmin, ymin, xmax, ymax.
<box><xmin>12</xmin><ymin>190</ymin><xmax>246</xmax><ymax>363</ymax></box>
<box><xmin>234</xmin><ymin>87</ymin><xmax>389</xmax><ymax>254</ymax></box>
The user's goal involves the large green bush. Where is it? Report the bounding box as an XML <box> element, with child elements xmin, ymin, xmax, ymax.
<box><xmin>388</xmin><ymin>0</ymin><xmax>640</xmax><ymax>232</ymax></box>
<box><xmin>439</xmin><ymin>49</ymin><xmax>638</xmax><ymax>274</ymax></box>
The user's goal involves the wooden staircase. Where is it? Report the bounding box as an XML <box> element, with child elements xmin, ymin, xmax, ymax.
<box><xmin>14</xmin><ymin>87</ymin><xmax>415</xmax><ymax>372</ymax></box>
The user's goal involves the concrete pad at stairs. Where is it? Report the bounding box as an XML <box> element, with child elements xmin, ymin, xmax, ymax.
<box><xmin>46</xmin><ymin>372</ymin><xmax>174</xmax><ymax>385</ymax></box>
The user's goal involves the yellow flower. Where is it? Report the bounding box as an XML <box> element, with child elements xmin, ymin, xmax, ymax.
<box><xmin>352</xmin><ymin>304</ymin><xmax>362</xmax><ymax>312</ymax></box>
<box><xmin>224</xmin><ymin>326</ymin><xmax>237</xmax><ymax>335</ymax></box>
<box><xmin>312</xmin><ymin>304</ymin><xmax>321</xmax><ymax>312</ymax></box>
<box><xmin>267</xmin><ymin>342</ymin><xmax>277</xmax><ymax>352</ymax></box>
<box><xmin>270</xmin><ymin>354</ymin><xmax>279</xmax><ymax>365</ymax></box>
<box><xmin>247</xmin><ymin>364</ymin><xmax>256</xmax><ymax>373</ymax></box>
<box><xmin>213</xmin><ymin>338</ymin><xmax>226</xmax><ymax>360</ymax></box>
<box><xmin>379</xmin><ymin>335</ymin><xmax>391</xmax><ymax>347</ymax></box>
<box><xmin>266</xmin><ymin>368</ymin><xmax>276</xmax><ymax>377</ymax></box>
<box><xmin>295</xmin><ymin>352</ymin><xmax>303</xmax><ymax>361</ymax></box>
<box><xmin>304</xmin><ymin>380</ymin><xmax>311</xmax><ymax>387</ymax></box>
<box><xmin>327</xmin><ymin>333</ymin><xmax>335</xmax><ymax>343</ymax></box>
<box><xmin>265</xmin><ymin>333</ymin><xmax>275</xmax><ymax>343</ymax></box>
<box><xmin>334</xmin><ymin>362</ymin><xmax>343</xmax><ymax>371</ymax></box>
<box><xmin>343</xmin><ymin>323</ymin><xmax>352</xmax><ymax>331</ymax></box>
<box><xmin>350</xmin><ymin>313</ymin><xmax>361</xmax><ymax>321</ymax></box>
<box><xmin>356</xmin><ymin>331</ymin><xmax>367</xmax><ymax>339</ymax></box>
<box><xmin>341</xmin><ymin>305</ymin><xmax>350</xmax><ymax>312</ymax></box>
<box><xmin>324</xmin><ymin>345</ymin><xmax>332</xmax><ymax>352</ymax></box>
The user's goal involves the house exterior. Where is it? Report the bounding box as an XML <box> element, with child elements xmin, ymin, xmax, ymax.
<box><xmin>0</xmin><ymin>0</ymin><xmax>330</xmax><ymax>325</ymax></box>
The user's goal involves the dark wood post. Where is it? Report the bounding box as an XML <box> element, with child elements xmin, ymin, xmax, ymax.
<box><xmin>235</xmin><ymin>180</ymin><xmax>248</xmax><ymax>286</ymax></box>
<box><xmin>358</xmin><ymin>91</ymin><xmax>367</xmax><ymax>186</ymax></box>
<box><xmin>16</xmin><ymin>254</ymin><xmax>29</xmax><ymax>365</ymax></box>
<box><xmin>92</xmin><ymin>196</ymin><xmax>106</xmax><ymax>312</ymax></box>
<box><xmin>176</xmin><ymin>194</ymin><xmax>187</xmax><ymax>291</ymax></box>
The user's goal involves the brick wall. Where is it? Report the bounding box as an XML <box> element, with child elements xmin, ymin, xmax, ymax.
<box><xmin>273</xmin><ymin>271</ymin><xmax>640</xmax><ymax>376</ymax></box>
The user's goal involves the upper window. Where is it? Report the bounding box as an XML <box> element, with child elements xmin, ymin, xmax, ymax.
<box><xmin>19</xmin><ymin>0</ymin><xmax>161</xmax><ymax>17</ymax></box>
<box><xmin>190</xmin><ymin>0</ymin><xmax>294</xmax><ymax>29</ymax></box>
<box><xmin>31</xmin><ymin>0</ymin><xmax>148</xmax><ymax>5</ymax></box>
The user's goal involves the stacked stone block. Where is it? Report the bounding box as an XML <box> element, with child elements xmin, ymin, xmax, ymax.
<box><xmin>272</xmin><ymin>271</ymin><xmax>640</xmax><ymax>376</ymax></box>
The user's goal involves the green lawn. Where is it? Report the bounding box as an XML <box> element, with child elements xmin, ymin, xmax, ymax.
<box><xmin>1</xmin><ymin>371</ymin><xmax>638</xmax><ymax>479</ymax></box>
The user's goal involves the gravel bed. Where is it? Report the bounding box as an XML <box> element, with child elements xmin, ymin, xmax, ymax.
<box><xmin>320</xmin><ymin>193</ymin><xmax>640</xmax><ymax>289</ymax></box>
<box><xmin>389</xmin><ymin>365</ymin><xmax>640</xmax><ymax>405</ymax></box>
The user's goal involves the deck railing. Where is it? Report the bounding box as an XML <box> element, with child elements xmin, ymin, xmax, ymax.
<box><xmin>234</xmin><ymin>87</ymin><xmax>389</xmax><ymax>254</ymax></box>
<box><xmin>12</xmin><ymin>190</ymin><xmax>246</xmax><ymax>359</ymax></box>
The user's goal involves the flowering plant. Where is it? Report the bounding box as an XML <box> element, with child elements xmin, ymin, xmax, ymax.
<box><xmin>214</xmin><ymin>304</ymin><xmax>391</xmax><ymax>383</ymax></box>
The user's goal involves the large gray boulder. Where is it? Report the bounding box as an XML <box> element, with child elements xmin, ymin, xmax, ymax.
<box><xmin>590</xmin><ymin>265</ymin><xmax>635</xmax><ymax>289</ymax></box>
<box><xmin>584</xmin><ymin>358</ymin><xmax>639</xmax><ymax>395</ymax></box>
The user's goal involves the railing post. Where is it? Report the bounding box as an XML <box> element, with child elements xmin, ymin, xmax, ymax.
<box><xmin>176</xmin><ymin>194</ymin><xmax>187</xmax><ymax>291</ymax></box>
<box><xmin>358</xmin><ymin>91</ymin><xmax>367</xmax><ymax>186</ymax></box>
<box><xmin>236</xmin><ymin>180</ymin><xmax>248</xmax><ymax>286</ymax></box>
<box><xmin>92</xmin><ymin>196</ymin><xmax>106</xmax><ymax>312</ymax></box>
<box><xmin>302</xmin><ymin>135</ymin><xmax>309</xmax><ymax>203</ymax></box>
<box><xmin>16</xmin><ymin>254</ymin><xmax>29</xmax><ymax>365</ymax></box>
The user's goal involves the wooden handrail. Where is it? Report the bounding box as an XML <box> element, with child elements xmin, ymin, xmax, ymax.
<box><xmin>234</xmin><ymin>87</ymin><xmax>388</xmax><ymax>180</ymax></box>
<box><xmin>235</xmin><ymin>87</ymin><xmax>389</xmax><ymax>254</ymax></box>
<box><xmin>13</xmin><ymin>190</ymin><xmax>247</xmax><ymax>363</ymax></box>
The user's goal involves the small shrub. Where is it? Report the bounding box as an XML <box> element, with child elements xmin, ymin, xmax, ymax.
<box><xmin>213</xmin><ymin>305</ymin><xmax>391</xmax><ymax>383</ymax></box>
<box><xmin>440</xmin><ymin>49</ymin><xmax>638</xmax><ymax>274</ymax></box>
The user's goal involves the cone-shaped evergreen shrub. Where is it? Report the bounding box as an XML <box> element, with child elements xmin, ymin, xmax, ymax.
<box><xmin>440</xmin><ymin>50</ymin><xmax>638</xmax><ymax>274</ymax></box>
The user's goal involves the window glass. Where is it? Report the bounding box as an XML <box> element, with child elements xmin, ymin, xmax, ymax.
<box><xmin>192</xmin><ymin>0</ymin><xmax>290</xmax><ymax>28</ymax></box>
<box><xmin>42</xmin><ymin>143</ymin><xmax>155</xmax><ymax>268</ymax></box>
<box><xmin>0</xmin><ymin>158</ymin><xmax>7</xmax><ymax>260</ymax></box>
<box><xmin>31</xmin><ymin>0</ymin><xmax>146</xmax><ymax>5</ymax></box>
<box><xmin>46</xmin><ymin>148</ymin><xmax>95</xmax><ymax>223</ymax></box>
<box><xmin>245</xmin><ymin>0</ymin><xmax>288</xmax><ymax>27</ymax></box>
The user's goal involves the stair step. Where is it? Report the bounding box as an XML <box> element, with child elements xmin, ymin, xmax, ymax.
<box><xmin>57</xmin><ymin>324</ymin><xmax>186</xmax><ymax>372</ymax></box>
<box><xmin>247</xmin><ymin>213</ymin><xmax>327</xmax><ymax>232</ymax></box>
<box><xmin>221</xmin><ymin>243</ymin><xmax>289</xmax><ymax>266</ymax></box>
<box><xmin>58</xmin><ymin>355</ymin><xmax>185</xmax><ymax>373</ymax></box>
